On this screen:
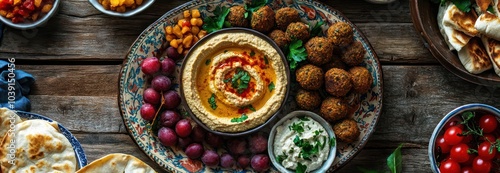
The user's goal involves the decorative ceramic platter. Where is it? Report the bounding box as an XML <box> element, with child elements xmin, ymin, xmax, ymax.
<box><xmin>118</xmin><ymin>0</ymin><xmax>383</xmax><ymax>172</ymax></box>
<box><xmin>15</xmin><ymin>111</ymin><xmax>88</xmax><ymax>169</ymax></box>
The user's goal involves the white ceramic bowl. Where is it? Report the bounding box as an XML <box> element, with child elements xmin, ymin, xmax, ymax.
<box><xmin>0</xmin><ymin>0</ymin><xmax>60</xmax><ymax>29</ymax></box>
<box><xmin>428</xmin><ymin>103</ymin><xmax>500</xmax><ymax>172</ymax></box>
<box><xmin>88</xmin><ymin>0</ymin><xmax>155</xmax><ymax>17</ymax></box>
<box><xmin>268</xmin><ymin>110</ymin><xmax>337</xmax><ymax>172</ymax></box>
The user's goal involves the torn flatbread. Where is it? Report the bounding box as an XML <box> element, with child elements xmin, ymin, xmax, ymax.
<box><xmin>443</xmin><ymin>3</ymin><xmax>479</xmax><ymax>36</ymax></box>
<box><xmin>438</xmin><ymin>3</ymin><xmax>473</xmax><ymax>51</ymax></box>
<box><xmin>458</xmin><ymin>37</ymin><xmax>493</xmax><ymax>74</ymax></box>
<box><xmin>76</xmin><ymin>153</ymin><xmax>157</xmax><ymax>173</ymax></box>
<box><xmin>0</xmin><ymin>119</ymin><xmax>77</xmax><ymax>173</ymax></box>
<box><xmin>0</xmin><ymin>108</ymin><xmax>20</xmax><ymax>140</ymax></box>
<box><xmin>481</xmin><ymin>36</ymin><xmax>500</xmax><ymax>76</ymax></box>
<box><xmin>475</xmin><ymin>12</ymin><xmax>500</xmax><ymax>41</ymax></box>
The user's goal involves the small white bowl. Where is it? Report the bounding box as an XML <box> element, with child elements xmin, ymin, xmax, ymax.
<box><xmin>428</xmin><ymin>103</ymin><xmax>500</xmax><ymax>173</ymax></box>
<box><xmin>88</xmin><ymin>0</ymin><xmax>155</xmax><ymax>17</ymax></box>
<box><xmin>0</xmin><ymin>0</ymin><xmax>61</xmax><ymax>29</ymax></box>
<box><xmin>268</xmin><ymin>110</ymin><xmax>337</xmax><ymax>173</ymax></box>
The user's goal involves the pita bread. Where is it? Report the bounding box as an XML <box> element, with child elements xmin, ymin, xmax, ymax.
<box><xmin>438</xmin><ymin>3</ymin><xmax>473</xmax><ymax>51</ymax></box>
<box><xmin>0</xmin><ymin>119</ymin><xmax>77</xmax><ymax>173</ymax></box>
<box><xmin>458</xmin><ymin>37</ymin><xmax>493</xmax><ymax>74</ymax></box>
<box><xmin>475</xmin><ymin>12</ymin><xmax>500</xmax><ymax>41</ymax></box>
<box><xmin>443</xmin><ymin>4</ymin><xmax>479</xmax><ymax>36</ymax></box>
<box><xmin>481</xmin><ymin>36</ymin><xmax>500</xmax><ymax>76</ymax></box>
<box><xmin>0</xmin><ymin>108</ymin><xmax>21</xmax><ymax>140</ymax></box>
<box><xmin>76</xmin><ymin>153</ymin><xmax>157</xmax><ymax>173</ymax></box>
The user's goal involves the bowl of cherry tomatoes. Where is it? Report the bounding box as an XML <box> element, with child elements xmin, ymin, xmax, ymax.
<box><xmin>429</xmin><ymin>103</ymin><xmax>500</xmax><ymax>173</ymax></box>
<box><xmin>0</xmin><ymin>0</ymin><xmax>60</xmax><ymax>29</ymax></box>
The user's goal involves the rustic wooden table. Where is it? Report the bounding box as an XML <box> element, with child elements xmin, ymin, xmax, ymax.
<box><xmin>4</xmin><ymin>0</ymin><xmax>500</xmax><ymax>172</ymax></box>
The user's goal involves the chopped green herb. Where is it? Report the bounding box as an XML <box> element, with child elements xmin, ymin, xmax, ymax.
<box><xmin>230</xmin><ymin>113</ymin><xmax>248</xmax><ymax>123</ymax></box>
<box><xmin>286</xmin><ymin>39</ymin><xmax>307</xmax><ymax>71</ymax></box>
<box><xmin>240</xmin><ymin>105</ymin><xmax>256</xmax><ymax>112</ymax></box>
<box><xmin>289</xmin><ymin>122</ymin><xmax>305</xmax><ymax>134</ymax></box>
<box><xmin>263</xmin><ymin>56</ymin><xmax>269</xmax><ymax>64</ymax></box>
<box><xmin>205</xmin><ymin>59</ymin><xmax>211</xmax><ymax>65</ymax></box>
<box><xmin>296</xmin><ymin>162</ymin><xmax>307</xmax><ymax>173</ymax></box>
<box><xmin>208</xmin><ymin>93</ymin><xmax>217</xmax><ymax>110</ymax></box>
<box><xmin>310</xmin><ymin>21</ymin><xmax>325</xmax><ymax>37</ymax></box>
<box><xmin>223</xmin><ymin>78</ymin><xmax>230</xmax><ymax>83</ymax></box>
<box><xmin>268</xmin><ymin>82</ymin><xmax>275</xmax><ymax>92</ymax></box>
<box><xmin>330</xmin><ymin>136</ymin><xmax>336</xmax><ymax>147</ymax></box>
<box><xmin>231</xmin><ymin>68</ymin><xmax>251</xmax><ymax>94</ymax></box>
<box><xmin>250</xmin><ymin>50</ymin><xmax>256</xmax><ymax>57</ymax></box>
<box><xmin>298</xmin><ymin>116</ymin><xmax>309</xmax><ymax>121</ymax></box>
<box><xmin>276</xmin><ymin>153</ymin><xmax>287</xmax><ymax>164</ymax></box>
<box><xmin>244</xmin><ymin>0</ymin><xmax>267</xmax><ymax>19</ymax></box>
<box><xmin>202</xmin><ymin>6</ymin><xmax>231</xmax><ymax>33</ymax></box>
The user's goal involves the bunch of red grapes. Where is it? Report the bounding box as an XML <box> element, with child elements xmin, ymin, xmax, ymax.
<box><xmin>138</xmin><ymin>48</ymin><xmax>271</xmax><ymax>171</ymax></box>
<box><xmin>436</xmin><ymin>111</ymin><xmax>500</xmax><ymax>173</ymax></box>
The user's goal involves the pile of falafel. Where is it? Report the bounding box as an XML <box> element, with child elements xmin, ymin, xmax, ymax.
<box><xmin>226</xmin><ymin>5</ymin><xmax>374</xmax><ymax>143</ymax></box>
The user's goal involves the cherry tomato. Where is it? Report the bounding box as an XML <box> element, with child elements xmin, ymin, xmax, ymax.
<box><xmin>450</xmin><ymin>143</ymin><xmax>470</xmax><ymax>163</ymax></box>
<box><xmin>440</xmin><ymin>159</ymin><xmax>461</xmax><ymax>173</ymax></box>
<box><xmin>479</xmin><ymin>114</ymin><xmax>498</xmax><ymax>133</ymax></box>
<box><xmin>478</xmin><ymin>141</ymin><xmax>497</xmax><ymax>160</ymax></box>
<box><xmin>437</xmin><ymin>136</ymin><xmax>452</xmax><ymax>154</ymax></box>
<box><xmin>445</xmin><ymin>116</ymin><xmax>464</xmax><ymax>130</ymax></box>
<box><xmin>460</xmin><ymin>167</ymin><xmax>473</xmax><ymax>173</ymax></box>
<box><xmin>472</xmin><ymin>156</ymin><xmax>491</xmax><ymax>173</ymax></box>
<box><xmin>462</xmin><ymin>154</ymin><xmax>476</xmax><ymax>166</ymax></box>
<box><xmin>444</xmin><ymin>126</ymin><xmax>464</xmax><ymax>146</ymax></box>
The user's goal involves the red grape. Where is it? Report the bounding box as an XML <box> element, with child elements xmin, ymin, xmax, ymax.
<box><xmin>166</xmin><ymin>47</ymin><xmax>181</xmax><ymax>61</ymax></box>
<box><xmin>158</xmin><ymin>127</ymin><xmax>177</xmax><ymax>147</ymax></box>
<box><xmin>177</xmin><ymin>137</ymin><xmax>193</xmax><ymax>149</ymax></box>
<box><xmin>206</xmin><ymin>132</ymin><xmax>223</xmax><ymax>148</ymax></box>
<box><xmin>185</xmin><ymin>143</ymin><xmax>204</xmax><ymax>159</ymax></box>
<box><xmin>227</xmin><ymin>138</ymin><xmax>247</xmax><ymax>155</ymax></box>
<box><xmin>201</xmin><ymin>150</ymin><xmax>220</xmax><ymax>167</ymax></box>
<box><xmin>163</xmin><ymin>90</ymin><xmax>181</xmax><ymax>109</ymax></box>
<box><xmin>143</xmin><ymin>88</ymin><xmax>161</xmax><ymax>105</ymax></box>
<box><xmin>249</xmin><ymin>133</ymin><xmax>268</xmax><ymax>154</ymax></box>
<box><xmin>175</xmin><ymin>119</ymin><xmax>192</xmax><ymax>137</ymax></box>
<box><xmin>237</xmin><ymin>155</ymin><xmax>251</xmax><ymax>168</ymax></box>
<box><xmin>251</xmin><ymin>154</ymin><xmax>270</xmax><ymax>172</ymax></box>
<box><xmin>190</xmin><ymin>125</ymin><xmax>206</xmax><ymax>143</ymax></box>
<box><xmin>140</xmin><ymin>103</ymin><xmax>156</xmax><ymax>121</ymax></box>
<box><xmin>160</xmin><ymin>110</ymin><xmax>181</xmax><ymax>127</ymax></box>
<box><xmin>151</xmin><ymin>75</ymin><xmax>172</xmax><ymax>92</ymax></box>
<box><xmin>141</xmin><ymin>57</ymin><xmax>161</xmax><ymax>75</ymax></box>
<box><xmin>220</xmin><ymin>153</ymin><xmax>235</xmax><ymax>168</ymax></box>
<box><xmin>161</xmin><ymin>57</ymin><xmax>176</xmax><ymax>76</ymax></box>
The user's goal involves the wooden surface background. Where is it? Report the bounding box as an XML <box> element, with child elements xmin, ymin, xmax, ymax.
<box><xmin>3</xmin><ymin>0</ymin><xmax>500</xmax><ymax>172</ymax></box>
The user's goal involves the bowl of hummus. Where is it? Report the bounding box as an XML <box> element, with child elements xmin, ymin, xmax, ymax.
<box><xmin>180</xmin><ymin>28</ymin><xmax>290</xmax><ymax>136</ymax></box>
<box><xmin>268</xmin><ymin>110</ymin><xmax>337</xmax><ymax>173</ymax></box>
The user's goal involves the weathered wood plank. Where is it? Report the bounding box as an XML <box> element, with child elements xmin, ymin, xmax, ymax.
<box><xmin>75</xmin><ymin>133</ymin><xmax>430</xmax><ymax>172</ymax></box>
<box><xmin>20</xmin><ymin>65</ymin><xmax>500</xmax><ymax>140</ymax></box>
<box><xmin>0</xmin><ymin>0</ymin><xmax>429</xmax><ymax>64</ymax></box>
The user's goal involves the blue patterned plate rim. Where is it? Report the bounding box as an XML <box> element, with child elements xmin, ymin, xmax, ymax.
<box><xmin>14</xmin><ymin>110</ymin><xmax>88</xmax><ymax>169</ymax></box>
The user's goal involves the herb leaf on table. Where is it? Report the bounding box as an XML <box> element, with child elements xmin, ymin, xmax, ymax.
<box><xmin>244</xmin><ymin>0</ymin><xmax>268</xmax><ymax>18</ymax></box>
<box><xmin>202</xmin><ymin>6</ymin><xmax>231</xmax><ymax>33</ymax></box>
<box><xmin>358</xmin><ymin>144</ymin><xmax>404</xmax><ymax>173</ymax></box>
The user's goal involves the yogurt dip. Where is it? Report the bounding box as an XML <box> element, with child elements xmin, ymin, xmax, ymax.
<box><xmin>273</xmin><ymin>116</ymin><xmax>332</xmax><ymax>172</ymax></box>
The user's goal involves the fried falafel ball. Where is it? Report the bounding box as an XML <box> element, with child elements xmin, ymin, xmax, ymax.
<box><xmin>275</xmin><ymin>7</ymin><xmax>300</xmax><ymax>31</ymax></box>
<box><xmin>295</xmin><ymin>64</ymin><xmax>324</xmax><ymax>90</ymax></box>
<box><xmin>286</xmin><ymin>22</ymin><xmax>310</xmax><ymax>42</ymax></box>
<box><xmin>349</xmin><ymin>66</ymin><xmax>373</xmax><ymax>94</ymax></box>
<box><xmin>295</xmin><ymin>89</ymin><xmax>321</xmax><ymax>110</ymax></box>
<box><xmin>341</xmin><ymin>41</ymin><xmax>366</xmax><ymax>66</ymax></box>
<box><xmin>251</xmin><ymin>6</ymin><xmax>275</xmax><ymax>33</ymax></box>
<box><xmin>227</xmin><ymin>6</ymin><xmax>249</xmax><ymax>27</ymax></box>
<box><xmin>320</xmin><ymin>97</ymin><xmax>348</xmax><ymax>122</ymax></box>
<box><xmin>333</xmin><ymin>118</ymin><xmax>360</xmax><ymax>143</ymax></box>
<box><xmin>268</xmin><ymin>30</ymin><xmax>290</xmax><ymax>49</ymax></box>
<box><xmin>324</xmin><ymin>68</ymin><xmax>352</xmax><ymax>97</ymax></box>
<box><xmin>327</xmin><ymin>21</ymin><xmax>354</xmax><ymax>47</ymax></box>
<box><xmin>305</xmin><ymin>37</ymin><xmax>334</xmax><ymax>66</ymax></box>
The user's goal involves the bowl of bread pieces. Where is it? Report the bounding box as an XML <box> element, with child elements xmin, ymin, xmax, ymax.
<box><xmin>411</xmin><ymin>0</ymin><xmax>500</xmax><ymax>87</ymax></box>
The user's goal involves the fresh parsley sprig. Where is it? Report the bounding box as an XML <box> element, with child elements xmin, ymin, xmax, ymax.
<box><xmin>310</xmin><ymin>21</ymin><xmax>325</xmax><ymax>37</ymax></box>
<box><xmin>230</xmin><ymin>113</ymin><xmax>248</xmax><ymax>123</ymax></box>
<box><xmin>244</xmin><ymin>0</ymin><xmax>268</xmax><ymax>18</ymax></box>
<box><xmin>231</xmin><ymin>68</ymin><xmax>251</xmax><ymax>94</ymax></box>
<box><xmin>286</xmin><ymin>39</ymin><xmax>308</xmax><ymax>71</ymax></box>
<box><xmin>202</xmin><ymin>6</ymin><xmax>231</xmax><ymax>33</ymax></box>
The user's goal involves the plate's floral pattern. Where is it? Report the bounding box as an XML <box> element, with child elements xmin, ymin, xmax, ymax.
<box><xmin>118</xmin><ymin>0</ymin><xmax>383</xmax><ymax>172</ymax></box>
<box><xmin>15</xmin><ymin>111</ymin><xmax>88</xmax><ymax>169</ymax></box>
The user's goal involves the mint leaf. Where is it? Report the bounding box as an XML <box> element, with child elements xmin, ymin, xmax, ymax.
<box><xmin>387</xmin><ymin>144</ymin><xmax>403</xmax><ymax>173</ymax></box>
<box><xmin>208</xmin><ymin>93</ymin><xmax>217</xmax><ymax>110</ymax></box>
<box><xmin>230</xmin><ymin>114</ymin><xmax>248</xmax><ymax>123</ymax></box>
<box><xmin>202</xmin><ymin>6</ymin><xmax>231</xmax><ymax>33</ymax></box>
<box><xmin>287</xmin><ymin>39</ymin><xmax>307</xmax><ymax>71</ymax></box>
<box><xmin>268</xmin><ymin>82</ymin><xmax>275</xmax><ymax>92</ymax></box>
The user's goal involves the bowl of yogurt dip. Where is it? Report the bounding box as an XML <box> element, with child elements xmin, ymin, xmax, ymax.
<box><xmin>268</xmin><ymin>110</ymin><xmax>337</xmax><ymax>173</ymax></box>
